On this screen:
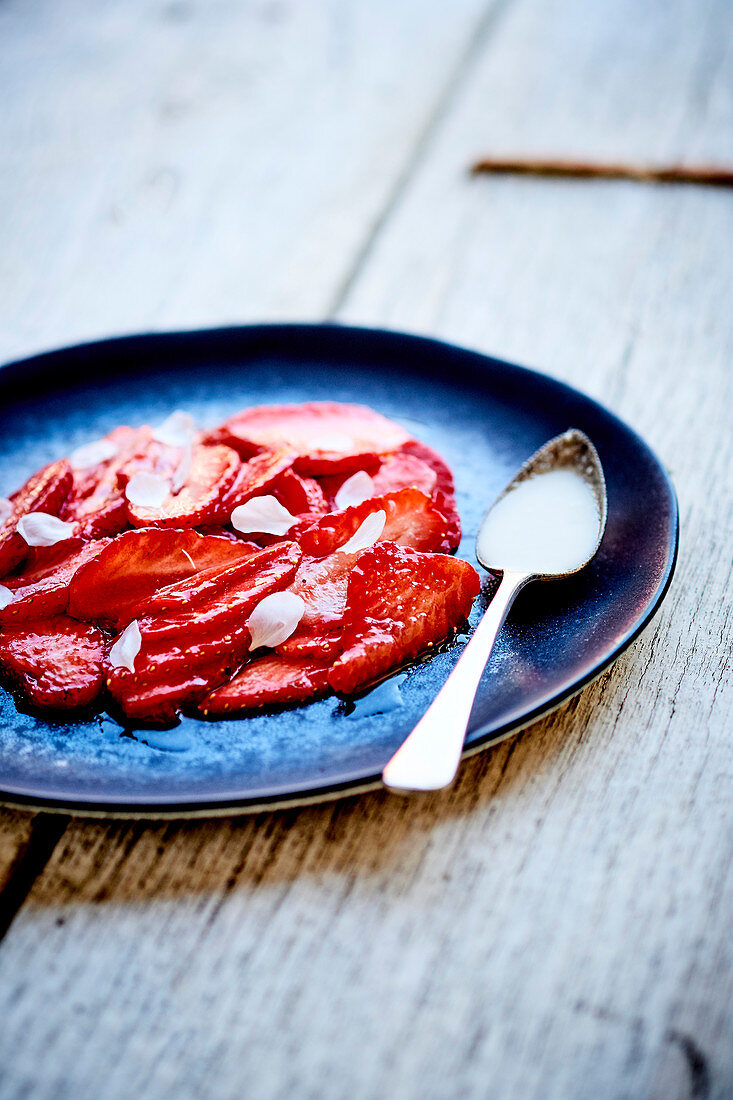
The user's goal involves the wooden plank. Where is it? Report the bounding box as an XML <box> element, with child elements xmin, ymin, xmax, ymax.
<box><xmin>0</xmin><ymin>811</ymin><xmax>35</xmax><ymax>896</ymax></box>
<box><xmin>0</xmin><ymin>0</ymin><xmax>490</xmax><ymax>366</ymax></box>
<box><xmin>1</xmin><ymin>2</ymin><xmax>732</xmax><ymax>1100</ymax></box>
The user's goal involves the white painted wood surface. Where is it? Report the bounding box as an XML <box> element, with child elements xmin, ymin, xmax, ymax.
<box><xmin>0</xmin><ymin>1</ymin><xmax>731</xmax><ymax>1098</ymax></box>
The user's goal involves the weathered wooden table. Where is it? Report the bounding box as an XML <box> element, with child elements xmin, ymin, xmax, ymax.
<box><xmin>0</xmin><ymin>1</ymin><xmax>731</xmax><ymax>1097</ymax></box>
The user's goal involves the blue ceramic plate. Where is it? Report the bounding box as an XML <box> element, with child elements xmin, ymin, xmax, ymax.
<box><xmin>0</xmin><ymin>325</ymin><xmax>678</xmax><ymax>816</ymax></box>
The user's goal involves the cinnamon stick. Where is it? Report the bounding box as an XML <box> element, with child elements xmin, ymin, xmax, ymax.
<box><xmin>469</xmin><ymin>156</ymin><xmax>733</xmax><ymax>187</ymax></box>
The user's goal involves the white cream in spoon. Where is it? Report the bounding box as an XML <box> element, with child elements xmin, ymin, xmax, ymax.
<box><xmin>477</xmin><ymin>468</ymin><xmax>601</xmax><ymax>575</ymax></box>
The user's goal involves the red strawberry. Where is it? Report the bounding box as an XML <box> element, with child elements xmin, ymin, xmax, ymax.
<box><xmin>203</xmin><ymin>401</ymin><xmax>410</xmax><ymax>475</ymax></box>
<box><xmin>293</xmin><ymin>488</ymin><xmax>448</xmax><ymax>558</ymax></box>
<box><xmin>138</xmin><ymin>542</ymin><xmax>301</xmax><ymax>642</ymax></box>
<box><xmin>106</xmin><ymin>543</ymin><xmax>301</xmax><ymax>721</ymax></box>
<box><xmin>126</xmin><ymin>444</ymin><xmax>240</xmax><ymax>528</ymax></box>
<box><xmin>273</xmin><ymin>469</ymin><xmax>329</xmax><ymax>516</ymax></box>
<box><xmin>68</xmin><ymin>527</ymin><xmax>259</xmax><ymax>629</ymax></box>
<box><xmin>276</xmin><ymin>629</ymin><xmax>343</xmax><ymax>661</ymax></box>
<box><xmin>0</xmin><ymin>616</ymin><xmax>105</xmax><ymax>711</ymax></box>
<box><xmin>109</xmin><ymin>655</ymin><xmax>241</xmax><ymax>724</ymax></box>
<box><xmin>212</xmin><ymin>447</ymin><xmax>295</xmax><ymax>520</ymax></box>
<box><xmin>328</xmin><ymin>543</ymin><xmax>480</xmax><ymax>695</ymax></box>
<box><xmin>0</xmin><ymin>459</ymin><xmax>73</xmax><ymax>578</ymax></box>
<box><xmin>199</xmin><ymin>654</ymin><xmax>332</xmax><ymax>715</ymax></box>
<box><xmin>322</xmin><ymin>451</ymin><xmax>437</xmax><ymax>508</ymax></box>
<box><xmin>399</xmin><ymin>440</ymin><xmax>460</xmax><ymax>551</ymax></box>
<box><xmin>0</xmin><ymin>538</ymin><xmax>111</xmax><ymax>626</ymax></box>
<box><xmin>63</xmin><ymin>426</ymin><xmax>154</xmax><ymax>538</ymax></box>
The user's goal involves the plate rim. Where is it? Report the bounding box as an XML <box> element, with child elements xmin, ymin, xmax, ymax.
<box><xmin>0</xmin><ymin>322</ymin><xmax>679</xmax><ymax>817</ymax></box>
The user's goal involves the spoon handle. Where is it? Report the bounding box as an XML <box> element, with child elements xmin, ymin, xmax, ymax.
<box><xmin>382</xmin><ymin>571</ymin><xmax>531</xmax><ymax>792</ymax></box>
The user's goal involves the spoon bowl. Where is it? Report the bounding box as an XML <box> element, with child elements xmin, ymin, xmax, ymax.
<box><xmin>476</xmin><ymin>428</ymin><xmax>607</xmax><ymax>579</ymax></box>
<box><xmin>383</xmin><ymin>428</ymin><xmax>608</xmax><ymax>793</ymax></box>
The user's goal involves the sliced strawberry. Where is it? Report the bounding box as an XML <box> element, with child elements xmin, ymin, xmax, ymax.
<box><xmin>212</xmin><ymin>447</ymin><xmax>295</xmax><ymax>520</ymax></box>
<box><xmin>293</xmin><ymin>488</ymin><xmax>447</xmax><ymax>558</ymax></box>
<box><xmin>105</xmin><ymin>544</ymin><xmax>301</xmax><ymax>721</ymax></box>
<box><xmin>288</xmin><ymin>552</ymin><xmax>354</xmax><ymax>632</ymax></box>
<box><xmin>64</xmin><ymin>426</ymin><xmax>155</xmax><ymax>538</ymax></box>
<box><xmin>0</xmin><ymin>459</ymin><xmax>74</xmax><ymax>578</ymax></box>
<box><xmin>0</xmin><ymin>616</ymin><xmax>105</xmax><ymax>711</ymax></box>
<box><xmin>399</xmin><ymin>440</ymin><xmax>460</xmax><ymax>551</ymax></box>
<box><xmin>109</xmin><ymin>655</ymin><xmax>241</xmax><ymax>724</ymax></box>
<box><xmin>203</xmin><ymin>401</ymin><xmax>411</xmax><ymax>475</ymax></box>
<box><xmin>68</xmin><ymin>527</ymin><xmax>258</xmax><ymax>629</ymax></box>
<box><xmin>126</xmin><ymin>444</ymin><xmax>239</xmax><ymax>528</ymax></box>
<box><xmin>329</xmin><ymin>543</ymin><xmax>480</xmax><ymax>695</ymax></box>
<box><xmin>276</xmin><ymin>628</ymin><xmax>343</xmax><ymax>661</ymax></box>
<box><xmin>0</xmin><ymin>538</ymin><xmax>111</xmax><ymax>626</ymax></box>
<box><xmin>273</xmin><ymin>469</ymin><xmax>329</xmax><ymax>516</ymax></box>
<box><xmin>199</xmin><ymin>654</ymin><xmax>332</xmax><ymax>716</ymax></box>
<box><xmin>321</xmin><ymin>451</ymin><xmax>437</xmax><ymax>507</ymax></box>
<box><xmin>138</xmin><ymin>542</ymin><xmax>301</xmax><ymax>642</ymax></box>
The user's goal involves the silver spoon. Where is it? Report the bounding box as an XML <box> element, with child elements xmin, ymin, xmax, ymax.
<box><xmin>382</xmin><ymin>428</ymin><xmax>607</xmax><ymax>793</ymax></box>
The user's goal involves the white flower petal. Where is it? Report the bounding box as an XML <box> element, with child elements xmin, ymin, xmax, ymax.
<box><xmin>231</xmin><ymin>495</ymin><xmax>296</xmax><ymax>536</ymax></box>
<box><xmin>0</xmin><ymin>497</ymin><xmax>14</xmax><ymax>525</ymax></box>
<box><xmin>153</xmin><ymin>410</ymin><xmax>196</xmax><ymax>447</ymax></box>
<box><xmin>0</xmin><ymin>585</ymin><xmax>14</xmax><ymax>610</ymax></box>
<box><xmin>171</xmin><ymin>441</ymin><xmax>192</xmax><ymax>494</ymax></box>
<box><xmin>69</xmin><ymin>438</ymin><xmax>119</xmax><ymax>470</ymax></box>
<box><xmin>16</xmin><ymin>512</ymin><xmax>76</xmax><ymax>547</ymax></box>
<box><xmin>246</xmin><ymin>592</ymin><xmax>305</xmax><ymax>651</ymax></box>
<box><xmin>336</xmin><ymin>509</ymin><xmax>386</xmax><ymax>554</ymax></box>
<box><xmin>108</xmin><ymin>620</ymin><xmax>140</xmax><ymax>668</ymax></box>
<box><xmin>109</xmin><ymin>620</ymin><xmax>142</xmax><ymax>672</ymax></box>
<box><xmin>335</xmin><ymin>470</ymin><xmax>374</xmax><ymax>510</ymax></box>
<box><xmin>125</xmin><ymin>471</ymin><xmax>170</xmax><ymax>509</ymax></box>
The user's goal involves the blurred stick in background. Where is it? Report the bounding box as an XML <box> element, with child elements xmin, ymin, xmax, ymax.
<box><xmin>470</xmin><ymin>156</ymin><xmax>733</xmax><ymax>187</ymax></box>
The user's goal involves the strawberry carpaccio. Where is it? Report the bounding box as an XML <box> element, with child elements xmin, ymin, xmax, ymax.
<box><xmin>0</xmin><ymin>402</ymin><xmax>480</xmax><ymax>725</ymax></box>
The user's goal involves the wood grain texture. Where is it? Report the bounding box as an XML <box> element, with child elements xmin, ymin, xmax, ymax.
<box><xmin>0</xmin><ymin>0</ymin><xmax>491</xmax><ymax>365</ymax></box>
<box><xmin>1</xmin><ymin>0</ymin><xmax>732</xmax><ymax>1098</ymax></box>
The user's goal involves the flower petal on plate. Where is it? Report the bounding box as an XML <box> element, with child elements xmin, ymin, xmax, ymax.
<box><xmin>16</xmin><ymin>512</ymin><xmax>77</xmax><ymax>547</ymax></box>
<box><xmin>247</xmin><ymin>591</ymin><xmax>305</xmax><ymax>650</ymax></box>
<box><xmin>125</xmin><ymin>471</ymin><xmax>170</xmax><ymax>509</ymax></box>
<box><xmin>69</xmin><ymin>438</ymin><xmax>119</xmax><ymax>470</ymax></box>
<box><xmin>109</xmin><ymin>619</ymin><xmax>142</xmax><ymax>672</ymax></box>
<box><xmin>153</xmin><ymin>410</ymin><xmax>196</xmax><ymax>447</ymax></box>
<box><xmin>334</xmin><ymin>470</ymin><xmax>374</xmax><ymax>510</ymax></box>
<box><xmin>336</xmin><ymin>509</ymin><xmax>386</xmax><ymax>554</ymax></box>
<box><xmin>231</xmin><ymin>495</ymin><xmax>297</xmax><ymax>536</ymax></box>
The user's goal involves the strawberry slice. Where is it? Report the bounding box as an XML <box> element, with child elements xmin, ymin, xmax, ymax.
<box><xmin>399</xmin><ymin>440</ymin><xmax>460</xmax><ymax>551</ymax></box>
<box><xmin>126</xmin><ymin>443</ymin><xmax>240</xmax><ymax>528</ymax></box>
<box><xmin>199</xmin><ymin>654</ymin><xmax>332</xmax><ymax>716</ymax></box>
<box><xmin>63</xmin><ymin>426</ymin><xmax>155</xmax><ymax>538</ymax></box>
<box><xmin>106</xmin><ymin>543</ymin><xmax>301</xmax><ymax>720</ymax></box>
<box><xmin>273</xmin><ymin>469</ymin><xmax>329</xmax><ymax>516</ymax></box>
<box><xmin>68</xmin><ymin>527</ymin><xmax>258</xmax><ymax>629</ymax></box>
<box><xmin>203</xmin><ymin>401</ymin><xmax>411</xmax><ymax>475</ymax></box>
<box><xmin>276</xmin><ymin>629</ymin><xmax>343</xmax><ymax>661</ymax></box>
<box><xmin>322</xmin><ymin>451</ymin><xmax>437</xmax><ymax>507</ymax></box>
<box><xmin>212</xmin><ymin>447</ymin><xmax>295</xmax><ymax>520</ymax></box>
<box><xmin>109</xmin><ymin>655</ymin><xmax>242</xmax><ymax>725</ymax></box>
<box><xmin>293</xmin><ymin>488</ymin><xmax>448</xmax><ymax>558</ymax></box>
<box><xmin>0</xmin><ymin>538</ymin><xmax>111</xmax><ymax>626</ymax></box>
<box><xmin>0</xmin><ymin>459</ymin><xmax>73</xmax><ymax>578</ymax></box>
<box><xmin>0</xmin><ymin>616</ymin><xmax>105</xmax><ymax>711</ymax></box>
<box><xmin>138</xmin><ymin>542</ymin><xmax>301</xmax><ymax>642</ymax></box>
<box><xmin>328</xmin><ymin>542</ymin><xmax>480</xmax><ymax>695</ymax></box>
